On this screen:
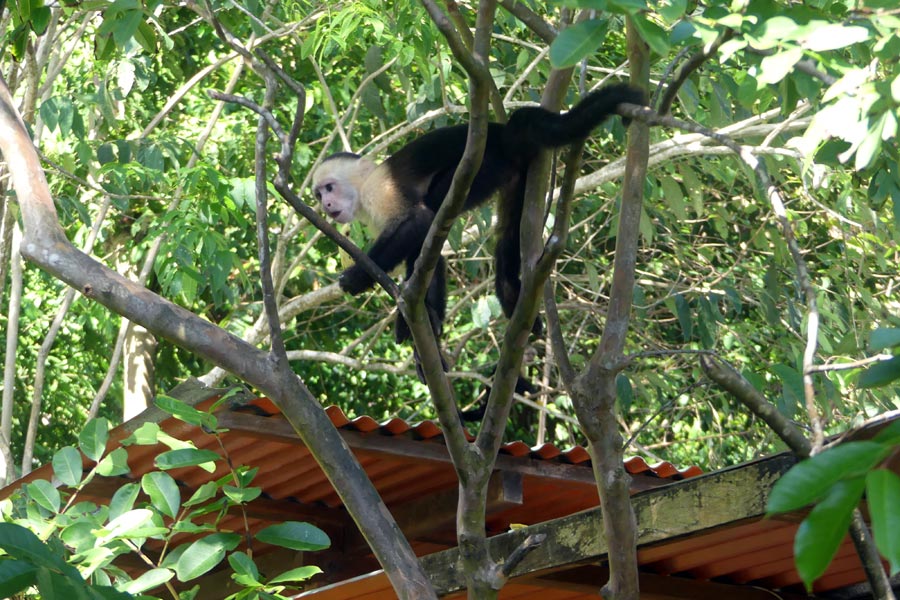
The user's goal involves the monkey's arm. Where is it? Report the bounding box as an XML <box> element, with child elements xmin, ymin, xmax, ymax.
<box><xmin>339</xmin><ymin>204</ymin><xmax>435</xmax><ymax>295</ymax></box>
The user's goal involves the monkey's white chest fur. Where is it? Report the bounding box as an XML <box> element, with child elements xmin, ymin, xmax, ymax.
<box><xmin>358</xmin><ymin>165</ymin><xmax>406</xmax><ymax>234</ymax></box>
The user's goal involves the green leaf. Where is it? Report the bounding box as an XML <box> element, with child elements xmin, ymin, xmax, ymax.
<box><xmin>269</xmin><ymin>565</ymin><xmax>323</xmax><ymax>584</ymax></box>
<box><xmin>0</xmin><ymin>560</ymin><xmax>38</xmax><ymax>597</ymax></box>
<box><xmin>134</xmin><ymin>20</ymin><xmax>158</xmax><ymax>54</ymax></box>
<box><xmin>79</xmin><ymin>418</ymin><xmax>109</xmax><ymax>462</ymax></box>
<box><xmin>98</xmin><ymin>508</ymin><xmax>155</xmax><ymax>541</ymax></box>
<box><xmin>96</xmin><ymin>447</ymin><xmax>130</xmax><ymax>477</ymax></box>
<box><xmin>154</xmin><ymin>395</ymin><xmax>217</xmax><ymax>430</ymax></box>
<box><xmin>155</xmin><ymin>448</ymin><xmax>221</xmax><ymax>471</ymax></box>
<box><xmin>639</xmin><ymin>205</ymin><xmax>654</xmax><ymax>245</ymax></box>
<box><xmin>660</xmin><ymin>176</ymin><xmax>686</xmax><ymax>220</ymax></box>
<box><xmin>175</xmin><ymin>533</ymin><xmax>241</xmax><ymax>581</ymax></box>
<box><xmin>60</xmin><ymin>521</ymin><xmax>95</xmax><ymax>553</ymax></box>
<box><xmin>111</xmin><ymin>9</ymin><xmax>143</xmax><ymax>47</ymax></box>
<box><xmin>142</xmin><ymin>471</ymin><xmax>181</xmax><ymax>518</ymax></box>
<box><xmin>122</xmin><ymin>422</ymin><xmax>161</xmax><ymax>446</ymax></box>
<box><xmin>616</xmin><ymin>374</ymin><xmax>633</xmax><ymax>413</ymax></box>
<box><xmin>108</xmin><ymin>483</ymin><xmax>140</xmax><ymax>522</ymax></box>
<box><xmin>586</xmin><ymin>262</ymin><xmax>599</xmax><ymax>292</ymax></box>
<box><xmin>229</xmin><ymin>177</ymin><xmax>255</xmax><ymax>211</ymax></box>
<box><xmin>866</xmin><ymin>469</ymin><xmax>900</xmax><ymax>574</ymax></box>
<box><xmin>768</xmin><ymin>441</ymin><xmax>889</xmax><ymax>513</ymax></box>
<box><xmin>117</xmin><ymin>60</ymin><xmax>136</xmax><ymax>96</ymax></box>
<box><xmin>674</xmin><ymin>293</ymin><xmax>692</xmax><ymax>341</ymax></box>
<box><xmin>795</xmin><ymin>478</ymin><xmax>865</xmax><ymax>589</ymax></box>
<box><xmin>471</xmin><ymin>296</ymin><xmax>492</xmax><ymax>329</ymax></box>
<box><xmin>52</xmin><ymin>446</ymin><xmax>83</xmax><ymax>487</ymax></box>
<box><xmin>24</xmin><ymin>480</ymin><xmax>60</xmax><ymax>513</ymax></box>
<box><xmin>36</xmin><ymin>565</ymin><xmax>87</xmax><ymax>599</ymax></box>
<box><xmin>657</xmin><ymin>0</ymin><xmax>687</xmax><ymax>23</ymax></box>
<box><xmin>29</xmin><ymin>5</ymin><xmax>50</xmax><ymax>34</ymax></box>
<box><xmin>228</xmin><ymin>551</ymin><xmax>260</xmax><ymax>585</ymax></box>
<box><xmin>39</xmin><ymin>97</ymin><xmax>59</xmax><ymax>132</ymax></box>
<box><xmin>549</xmin><ymin>19</ymin><xmax>609</xmax><ymax>69</ymax></box>
<box><xmin>874</xmin><ymin>420</ymin><xmax>900</xmax><ymax>445</ymax></box>
<box><xmin>184</xmin><ymin>481</ymin><xmax>219</xmax><ymax>507</ymax></box>
<box><xmin>771</xmin><ymin>364</ymin><xmax>803</xmax><ymax>418</ymax></box>
<box><xmin>97</xmin><ymin>143</ymin><xmax>115</xmax><ymax>165</ymax></box>
<box><xmin>120</xmin><ymin>568</ymin><xmax>174</xmax><ymax>594</ymax></box>
<box><xmin>255</xmin><ymin>522</ymin><xmax>330</xmax><ymax>552</ymax></box>
<box><xmin>855</xmin><ymin>113</ymin><xmax>884</xmax><ymax>171</ymax></box>
<box><xmin>0</xmin><ymin>523</ymin><xmax>65</xmax><ymax>569</ymax></box>
<box><xmin>223</xmin><ymin>485</ymin><xmax>261</xmax><ymax>504</ymax></box>
<box><xmin>799</xmin><ymin>24</ymin><xmax>870</xmax><ymax>52</ymax></box>
<box><xmin>17</xmin><ymin>0</ymin><xmax>35</xmax><ymax>20</ymax></box>
<box><xmin>630</xmin><ymin>14</ymin><xmax>670</xmax><ymax>56</ymax></box>
<box><xmin>756</xmin><ymin>16</ymin><xmax>801</xmax><ymax>48</ymax></box>
<box><xmin>757</xmin><ymin>47</ymin><xmax>803</xmax><ymax>85</ymax></box>
<box><xmin>610</xmin><ymin>0</ymin><xmax>647</xmax><ymax>10</ymax></box>
<box><xmin>859</xmin><ymin>356</ymin><xmax>900</xmax><ymax>388</ymax></box>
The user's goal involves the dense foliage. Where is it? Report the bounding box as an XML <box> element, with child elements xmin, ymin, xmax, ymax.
<box><xmin>0</xmin><ymin>407</ymin><xmax>328</xmax><ymax>599</ymax></box>
<box><xmin>0</xmin><ymin>0</ymin><xmax>898</xmax><ymax>591</ymax></box>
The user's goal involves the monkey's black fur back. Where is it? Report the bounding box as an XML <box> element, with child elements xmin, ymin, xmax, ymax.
<box><xmin>316</xmin><ymin>83</ymin><xmax>643</xmax><ymax>416</ymax></box>
<box><xmin>383</xmin><ymin>83</ymin><xmax>644</xmax><ymax>216</ymax></box>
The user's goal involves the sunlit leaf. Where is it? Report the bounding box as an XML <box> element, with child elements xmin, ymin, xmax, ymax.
<box><xmin>768</xmin><ymin>442</ymin><xmax>889</xmax><ymax>513</ymax></box>
<box><xmin>154</xmin><ymin>395</ymin><xmax>217</xmax><ymax>430</ymax></box>
<box><xmin>471</xmin><ymin>296</ymin><xmax>492</xmax><ymax>329</ymax></box>
<box><xmin>757</xmin><ymin>47</ymin><xmax>803</xmax><ymax>85</ymax></box>
<box><xmin>142</xmin><ymin>471</ymin><xmax>181</xmax><ymax>518</ymax></box>
<box><xmin>269</xmin><ymin>565</ymin><xmax>323</xmax><ymax>584</ymax></box>
<box><xmin>223</xmin><ymin>485</ymin><xmax>261</xmax><ymax>504</ymax></box>
<box><xmin>799</xmin><ymin>24</ymin><xmax>870</xmax><ymax>51</ymax></box>
<box><xmin>120</xmin><ymin>568</ymin><xmax>174</xmax><ymax>594</ymax></box>
<box><xmin>98</xmin><ymin>508</ymin><xmax>154</xmax><ymax>541</ymax></box>
<box><xmin>122</xmin><ymin>422</ymin><xmax>161</xmax><ymax>446</ymax></box>
<box><xmin>96</xmin><ymin>448</ymin><xmax>130</xmax><ymax>477</ymax></box>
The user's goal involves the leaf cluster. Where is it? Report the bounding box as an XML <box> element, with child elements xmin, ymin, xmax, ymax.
<box><xmin>0</xmin><ymin>404</ymin><xmax>330</xmax><ymax>599</ymax></box>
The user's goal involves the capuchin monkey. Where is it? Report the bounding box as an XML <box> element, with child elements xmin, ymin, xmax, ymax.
<box><xmin>312</xmin><ymin>83</ymin><xmax>644</xmax><ymax>406</ymax></box>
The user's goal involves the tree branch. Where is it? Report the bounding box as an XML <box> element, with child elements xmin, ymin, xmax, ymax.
<box><xmin>0</xmin><ymin>71</ymin><xmax>438</xmax><ymax>600</ymax></box>
<box><xmin>657</xmin><ymin>29</ymin><xmax>734</xmax><ymax>115</ymax></box>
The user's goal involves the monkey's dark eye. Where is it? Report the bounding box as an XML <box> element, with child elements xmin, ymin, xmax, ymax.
<box><xmin>314</xmin><ymin>189</ymin><xmax>321</xmax><ymax>200</ymax></box>
<box><xmin>325</xmin><ymin>183</ymin><xmax>334</xmax><ymax>193</ymax></box>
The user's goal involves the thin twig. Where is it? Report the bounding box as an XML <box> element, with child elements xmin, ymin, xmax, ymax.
<box><xmin>658</xmin><ymin>30</ymin><xmax>734</xmax><ymax>115</ymax></box>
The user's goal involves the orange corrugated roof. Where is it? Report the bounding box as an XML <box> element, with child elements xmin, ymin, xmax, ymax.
<box><xmin>26</xmin><ymin>385</ymin><xmax>898</xmax><ymax>599</ymax></box>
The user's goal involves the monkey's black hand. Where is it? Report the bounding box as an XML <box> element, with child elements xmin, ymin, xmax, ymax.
<box><xmin>338</xmin><ymin>265</ymin><xmax>375</xmax><ymax>295</ymax></box>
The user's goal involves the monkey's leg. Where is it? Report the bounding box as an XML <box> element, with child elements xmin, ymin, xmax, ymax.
<box><xmin>494</xmin><ymin>187</ymin><xmax>543</xmax><ymax>336</ymax></box>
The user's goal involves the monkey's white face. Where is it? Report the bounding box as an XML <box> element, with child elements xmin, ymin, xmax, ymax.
<box><xmin>312</xmin><ymin>175</ymin><xmax>358</xmax><ymax>224</ymax></box>
<box><xmin>312</xmin><ymin>156</ymin><xmax>376</xmax><ymax>225</ymax></box>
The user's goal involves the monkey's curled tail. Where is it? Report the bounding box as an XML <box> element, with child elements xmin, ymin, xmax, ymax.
<box><xmin>503</xmin><ymin>83</ymin><xmax>644</xmax><ymax>159</ymax></box>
